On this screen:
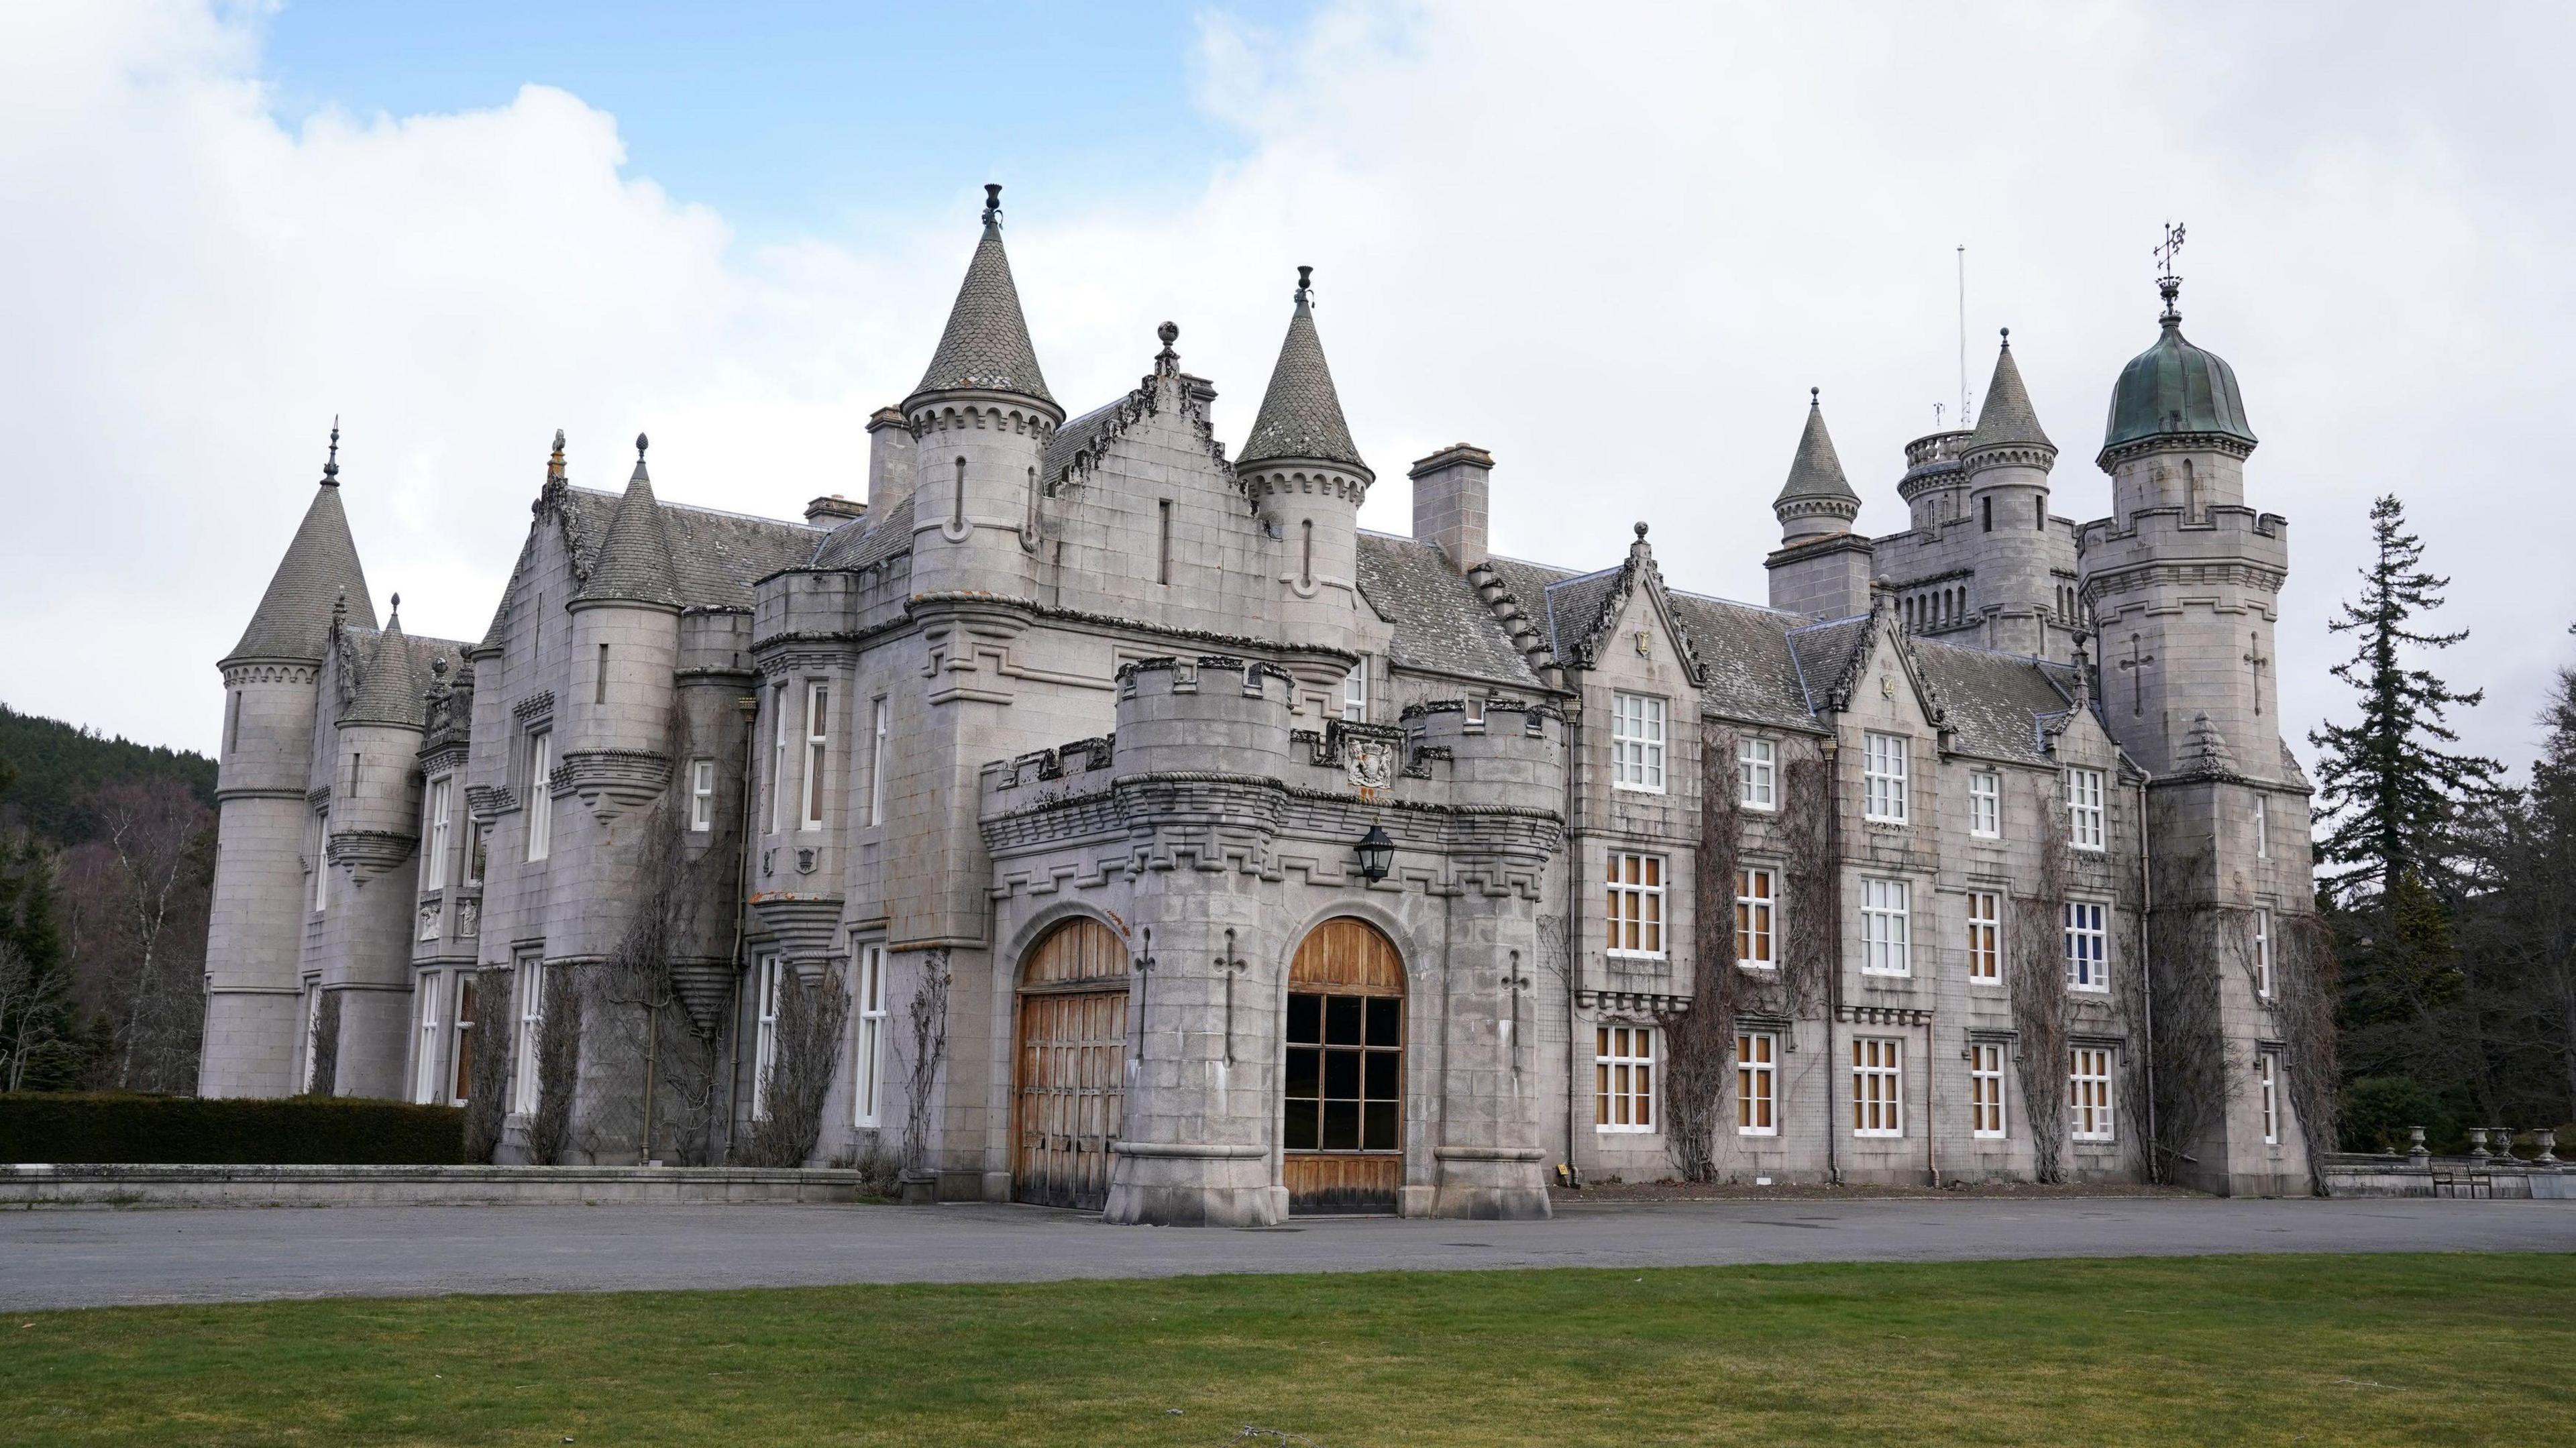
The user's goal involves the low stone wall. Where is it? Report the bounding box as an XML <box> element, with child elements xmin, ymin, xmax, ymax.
<box><xmin>2320</xmin><ymin>1152</ymin><xmax>2570</xmax><ymax>1201</ymax></box>
<box><xmin>1</xmin><ymin>1163</ymin><xmax>869</xmax><ymax>1209</ymax></box>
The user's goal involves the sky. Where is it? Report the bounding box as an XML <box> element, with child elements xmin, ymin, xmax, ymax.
<box><xmin>5</xmin><ymin>1</ymin><xmax>2572</xmax><ymax>781</ymax></box>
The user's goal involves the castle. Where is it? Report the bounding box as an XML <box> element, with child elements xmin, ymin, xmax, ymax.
<box><xmin>199</xmin><ymin>185</ymin><xmax>2315</xmax><ymax>1220</ymax></box>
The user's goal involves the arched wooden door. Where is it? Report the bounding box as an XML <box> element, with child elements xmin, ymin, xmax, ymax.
<box><xmin>1282</xmin><ymin>917</ymin><xmax>1405</xmax><ymax>1214</ymax></box>
<box><xmin>1012</xmin><ymin>918</ymin><xmax>1130</xmax><ymax>1211</ymax></box>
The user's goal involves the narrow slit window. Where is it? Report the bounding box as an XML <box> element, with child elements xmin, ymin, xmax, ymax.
<box><xmin>802</xmin><ymin>681</ymin><xmax>830</xmax><ymax>831</ymax></box>
<box><xmin>953</xmin><ymin>457</ymin><xmax>967</xmax><ymax>526</ymax></box>
<box><xmin>1300</xmin><ymin>518</ymin><xmax>1314</xmax><ymax>586</ymax></box>
<box><xmin>525</xmin><ymin>732</ymin><xmax>551</xmax><ymax>862</ymax></box>
<box><xmin>869</xmin><ymin>699</ymin><xmax>891</xmax><ymax>827</ymax></box>
<box><xmin>768</xmin><ymin>682</ymin><xmax>788</xmax><ymax>834</ymax></box>
<box><xmin>595</xmin><ymin>643</ymin><xmax>608</xmax><ymax>705</ymax></box>
<box><xmin>1157</xmin><ymin>499</ymin><xmax>1172</xmax><ymax>585</ymax></box>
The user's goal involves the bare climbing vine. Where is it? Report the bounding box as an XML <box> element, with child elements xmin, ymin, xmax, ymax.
<box><xmin>1660</xmin><ymin>724</ymin><xmax>1741</xmax><ymax>1182</ymax></box>
<box><xmin>303</xmin><ymin>990</ymin><xmax>340</xmax><ymax>1097</ymax></box>
<box><xmin>741</xmin><ymin>964</ymin><xmax>851</xmax><ymax>1168</ymax></box>
<box><xmin>462</xmin><ymin>964</ymin><xmax>513</xmax><ymax>1162</ymax></box>
<box><xmin>2010</xmin><ymin>780</ymin><xmax>2071</xmax><ymax>1182</ymax></box>
<box><xmin>2275</xmin><ymin>910</ymin><xmax>2342</xmax><ymax>1194</ymax></box>
<box><xmin>525</xmin><ymin>964</ymin><xmax>582</xmax><ymax>1165</ymax></box>
<box><xmin>895</xmin><ymin>949</ymin><xmax>953</xmax><ymax>1178</ymax></box>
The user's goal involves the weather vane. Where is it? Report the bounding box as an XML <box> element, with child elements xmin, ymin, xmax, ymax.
<box><xmin>2155</xmin><ymin>221</ymin><xmax>2186</xmax><ymax>319</ymax></box>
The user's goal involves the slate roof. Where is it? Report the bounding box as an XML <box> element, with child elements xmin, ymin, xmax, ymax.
<box><xmin>1042</xmin><ymin>395</ymin><xmax>1130</xmax><ymax>486</ymax></box>
<box><xmin>809</xmin><ymin>490</ymin><xmax>914</xmax><ymax>572</ymax></box>
<box><xmin>475</xmin><ymin>489</ymin><xmax>822</xmax><ymax>651</ymax></box>
<box><xmin>1666</xmin><ymin>594</ymin><xmax>1837</xmax><ymax>732</ymax></box>
<box><xmin>574</xmin><ymin>452</ymin><xmax>682</xmax><ymax>608</ymax></box>
<box><xmin>1775</xmin><ymin>396</ymin><xmax>1860</xmax><ymax>505</ymax></box>
<box><xmin>910</xmin><ymin>213</ymin><xmax>1053</xmax><ymax>407</ymax></box>
<box><xmin>337</xmin><ymin>619</ymin><xmax>468</xmax><ymax>730</ymax></box>
<box><xmin>1909</xmin><ymin>637</ymin><xmax>2083</xmax><ymax>764</ymax></box>
<box><xmin>1354</xmin><ymin>533</ymin><xmax>1543</xmax><ymax>690</ymax></box>
<box><xmin>227</xmin><ymin>481</ymin><xmax>376</xmax><ymax>663</ymax></box>
<box><xmin>1968</xmin><ymin>335</ymin><xmax>2053</xmax><ymax>453</ymax></box>
<box><xmin>1240</xmin><ymin>289</ymin><xmax>1366</xmax><ymax>473</ymax></box>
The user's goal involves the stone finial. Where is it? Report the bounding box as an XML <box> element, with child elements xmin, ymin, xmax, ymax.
<box><xmin>1295</xmin><ymin>264</ymin><xmax>1313</xmax><ymax>307</ymax></box>
<box><xmin>321</xmin><ymin>416</ymin><xmax>341</xmax><ymax>486</ymax></box>
<box><xmin>982</xmin><ymin>182</ymin><xmax>1002</xmax><ymax>225</ymax></box>
<box><xmin>635</xmin><ymin>433</ymin><xmax>649</xmax><ymax>458</ymax></box>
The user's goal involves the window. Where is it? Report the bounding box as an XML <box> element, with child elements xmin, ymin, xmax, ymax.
<box><xmin>2070</xmin><ymin>1047</ymin><xmax>2116</xmax><ymax>1141</ymax></box>
<box><xmin>309</xmin><ymin>806</ymin><xmax>330</xmax><ymax>912</ymax></box>
<box><xmin>2257</xmin><ymin>1054</ymin><xmax>2281</xmax><ymax>1145</ymax></box>
<box><xmin>2254</xmin><ymin>793</ymin><xmax>2269</xmax><ymax>860</ymax></box>
<box><xmin>1738</xmin><ymin>736</ymin><xmax>1776</xmax><ymax>810</ymax></box>
<box><xmin>2253</xmin><ymin>907</ymin><xmax>2273</xmax><ymax>999</ymax></box>
<box><xmin>1851</xmin><ymin>1038</ymin><xmax>1902</xmax><ymax>1136</ymax></box>
<box><xmin>1736</xmin><ymin>1032</ymin><xmax>1777</xmax><ymax>1135</ymax></box>
<box><xmin>2068</xmin><ymin>767</ymin><xmax>2106</xmax><ymax>851</ymax></box>
<box><xmin>1863</xmin><ymin>732</ymin><xmax>1909</xmax><ymax>824</ymax></box>
<box><xmin>1609</xmin><ymin>693</ymin><xmax>1666</xmax><ymax>792</ymax></box>
<box><xmin>1970</xmin><ymin>1042</ymin><xmax>2006</xmax><ymax>1137</ymax></box>
<box><xmin>767</xmin><ymin>682</ymin><xmax>788</xmax><ymax>834</ymax></box>
<box><xmin>1982</xmin><ymin>494</ymin><xmax>1993</xmax><ymax>533</ymax></box>
<box><xmin>2063</xmin><ymin>902</ymin><xmax>2108</xmax><ymax>991</ymax></box>
<box><xmin>1342</xmin><ymin>659</ymin><xmax>1368</xmax><ymax>723</ymax></box>
<box><xmin>511</xmin><ymin>958</ymin><xmax>546</xmax><ymax>1115</ymax></box>
<box><xmin>464</xmin><ymin>823</ymin><xmax>486</xmax><ymax>887</ymax></box>
<box><xmin>1735</xmin><ymin>867</ymin><xmax>1777</xmax><ymax>970</ymax></box>
<box><xmin>1970</xmin><ymin>769</ymin><xmax>2001</xmax><ymax>838</ymax></box>
<box><xmin>413</xmin><ymin>972</ymin><xmax>443</xmax><ymax>1105</ymax></box>
<box><xmin>449</xmin><ymin>974</ymin><xmax>477</xmax><ymax>1107</ymax></box>
<box><xmin>1285</xmin><ymin>991</ymin><xmax>1404</xmax><ymax>1151</ymax></box>
<box><xmin>1860</xmin><ymin>878</ymin><xmax>1911</xmax><ymax>975</ymax></box>
<box><xmin>851</xmin><ymin>945</ymin><xmax>887</xmax><ymax>1127</ymax></box>
<box><xmin>869</xmin><ymin>699</ymin><xmax>891</xmax><ymax>826</ymax></box>
<box><xmin>525</xmin><ymin>731</ymin><xmax>552</xmax><ymax>862</ymax></box>
<box><xmin>595</xmin><ymin>643</ymin><xmax>609</xmax><ymax>705</ymax></box>
<box><xmin>751</xmin><ymin>956</ymin><xmax>784</xmax><ymax>1120</ymax></box>
<box><xmin>423</xmin><ymin>777</ymin><xmax>452</xmax><ymax>890</ymax></box>
<box><xmin>1157</xmin><ymin>498</ymin><xmax>1172</xmax><ymax>585</ymax></box>
<box><xmin>802</xmin><ymin>682</ymin><xmax>830</xmax><ymax>831</ymax></box>
<box><xmin>1966</xmin><ymin>890</ymin><xmax>2002</xmax><ymax>984</ymax></box>
<box><xmin>1605</xmin><ymin>852</ymin><xmax>1666</xmax><ymax>958</ymax></box>
<box><xmin>224</xmin><ymin>689</ymin><xmax>240</xmax><ymax>757</ymax></box>
<box><xmin>689</xmin><ymin>759</ymin><xmax>716</xmax><ymax>832</ymax></box>
<box><xmin>1595</xmin><ymin>1025</ymin><xmax>1655</xmax><ymax>1132</ymax></box>
<box><xmin>298</xmin><ymin>982</ymin><xmax>321</xmax><ymax>1091</ymax></box>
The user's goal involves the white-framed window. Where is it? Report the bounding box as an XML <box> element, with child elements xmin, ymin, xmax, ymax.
<box><xmin>802</xmin><ymin>681</ymin><xmax>830</xmax><ymax>831</ymax></box>
<box><xmin>1605</xmin><ymin>852</ymin><xmax>1666</xmax><ymax>958</ymax></box>
<box><xmin>1970</xmin><ymin>769</ymin><xmax>2001</xmax><ymax>838</ymax></box>
<box><xmin>449</xmin><ymin>973</ymin><xmax>476</xmax><ymax>1108</ymax></box>
<box><xmin>1863</xmin><ymin>732</ymin><xmax>1909</xmax><ymax>824</ymax></box>
<box><xmin>2068</xmin><ymin>767</ymin><xmax>2106</xmax><ymax>852</ymax></box>
<box><xmin>1609</xmin><ymin>693</ymin><xmax>1666</xmax><ymax>793</ymax></box>
<box><xmin>422</xmin><ymin>776</ymin><xmax>452</xmax><ymax>891</ymax></box>
<box><xmin>2064</xmin><ymin>901</ymin><xmax>2108</xmax><ymax>992</ymax></box>
<box><xmin>1342</xmin><ymin>659</ymin><xmax>1368</xmax><ymax>723</ymax></box>
<box><xmin>525</xmin><ymin>730</ymin><xmax>553</xmax><ymax>862</ymax></box>
<box><xmin>851</xmin><ymin>944</ymin><xmax>887</xmax><ymax>1127</ymax></box>
<box><xmin>1851</xmin><ymin>1037</ymin><xmax>1903</xmax><ymax>1137</ymax></box>
<box><xmin>297</xmin><ymin>981</ymin><xmax>321</xmax><ymax>1091</ymax></box>
<box><xmin>750</xmin><ymin>956</ymin><xmax>785</xmax><ymax>1121</ymax></box>
<box><xmin>511</xmin><ymin>957</ymin><xmax>546</xmax><ymax>1115</ymax></box>
<box><xmin>767</xmin><ymin>681</ymin><xmax>789</xmax><ymax>834</ymax></box>
<box><xmin>413</xmin><ymin>972</ymin><xmax>443</xmax><ymax>1105</ymax></box>
<box><xmin>464</xmin><ymin>822</ymin><xmax>486</xmax><ymax>887</ymax></box>
<box><xmin>2253</xmin><ymin>793</ymin><xmax>2270</xmax><ymax>860</ymax></box>
<box><xmin>1735</xmin><ymin>867</ymin><xmax>1776</xmax><ymax>970</ymax></box>
<box><xmin>868</xmin><ymin>698</ymin><xmax>891</xmax><ymax>827</ymax></box>
<box><xmin>2070</xmin><ymin>1046</ymin><xmax>2116</xmax><ymax>1141</ymax></box>
<box><xmin>309</xmin><ymin>807</ymin><xmax>331</xmax><ymax>912</ymax></box>
<box><xmin>1966</xmin><ymin>889</ymin><xmax>2002</xmax><ymax>984</ymax></box>
<box><xmin>2253</xmin><ymin>907</ymin><xmax>2273</xmax><ymax>999</ymax></box>
<box><xmin>689</xmin><ymin>759</ymin><xmax>716</xmax><ymax>832</ymax></box>
<box><xmin>1465</xmin><ymin>697</ymin><xmax>1487</xmax><ymax>730</ymax></box>
<box><xmin>1970</xmin><ymin>1041</ymin><xmax>2006</xmax><ymax>1138</ymax></box>
<box><xmin>1860</xmin><ymin>878</ymin><xmax>1911</xmax><ymax>976</ymax></box>
<box><xmin>1595</xmin><ymin>1024</ymin><xmax>1654</xmax><ymax>1132</ymax></box>
<box><xmin>1736</xmin><ymin>1031</ymin><xmax>1777</xmax><ymax>1135</ymax></box>
<box><xmin>2257</xmin><ymin>1054</ymin><xmax>2281</xmax><ymax>1145</ymax></box>
<box><xmin>1738</xmin><ymin>736</ymin><xmax>1776</xmax><ymax>811</ymax></box>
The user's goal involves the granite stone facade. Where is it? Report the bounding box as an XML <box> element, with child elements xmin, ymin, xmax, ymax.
<box><xmin>199</xmin><ymin>193</ymin><xmax>2315</xmax><ymax>1215</ymax></box>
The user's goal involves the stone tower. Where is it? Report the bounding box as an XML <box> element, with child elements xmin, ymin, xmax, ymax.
<box><xmin>2078</xmin><ymin>270</ymin><xmax>2308</xmax><ymax>1195</ymax></box>
<box><xmin>321</xmin><ymin>601</ymin><xmax>433</xmax><ymax>1098</ymax></box>
<box><xmin>1240</xmin><ymin>266</ymin><xmax>1372</xmax><ymax>666</ymax></box>
<box><xmin>202</xmin><ymin>429</ymin><xmax>375</xmax><ymax>1098</ymax></box>
<box><xmin>1765</xmin><ymin>388</ymin><xmax>1873</xmax><ymax>619</ymax></box>
<box><xmin>1960</xmin><ymin>331</ymin><xmax>2060</xmax><ymax>656</ymax></box>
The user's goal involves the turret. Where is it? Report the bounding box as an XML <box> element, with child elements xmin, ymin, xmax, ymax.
<box><xmin>1960</xmin><ymin>331</ymin><xmax>2059</xmax><ymax>654</ymax></box>
<box><xmin>902</xmin><ymin>184</ymin><xmax>1062</xmax><ymax>602</ymax></box>
<box><xmin>321</xmin><ymin>598</ymin><xmax>429</xmax><ymax>1099</ymax></box>
<box><xmin>1764</xmin><ymin>390</ymin><xmax>1874</xmax><ymax>619</ymax></box>
<box><xmin>202</xmin><ymin>425</ymin><xmax>375</xmax><ymax>1098</ymax></box>
<box><xmin>1241</xmin><ymin>266</ymin><xmax>1373</xmax><ymax>653</ymax></box>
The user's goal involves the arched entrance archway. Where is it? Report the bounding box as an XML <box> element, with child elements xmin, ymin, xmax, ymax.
<box><xmin>1012</xmin><ymin>918</ymin><xmax>1129</xmax><ymax>1211</ymax></box>
<box><xmin>1282</xmin><ymin>917</ymin><xmax>1404</xmax><ymax>1214</ymax></box>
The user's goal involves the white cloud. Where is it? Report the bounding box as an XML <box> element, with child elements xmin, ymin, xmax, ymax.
<box><xmin>5</xmin><ymin>0</ymin><xmax>2571</xmax><ymax>777</ymax></box>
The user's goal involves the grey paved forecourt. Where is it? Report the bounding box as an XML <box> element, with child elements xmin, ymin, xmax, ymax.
<box><xmin>1</xmin><ymin>1195</ymin><xmax>2569</xmax><ymax>1312</ymax></box>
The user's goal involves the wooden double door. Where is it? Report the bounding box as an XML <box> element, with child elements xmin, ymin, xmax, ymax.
<box><xmin>1013</xmin><ymin>919</ymin><xmax>1129</xmax><ymax>1211</ymax></box>
<box><xmin>1282</xmin><ymin>917</ymin><xmax>1406</xmax><ymax>1215</ymax></box>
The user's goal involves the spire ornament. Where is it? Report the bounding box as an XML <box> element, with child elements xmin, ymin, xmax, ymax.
<box><xmin>981</xmin><ymin>182</ymin><xmax>1002</xmax><ymax>229</ymax></box>
<box><xmin>1295</xmin><ymin>264</ymin><xmax>1313</xmax><ymax>309</ymax></box>
<box><xmin>321</xmin><ymin>416</ymin><xmax>341</xmax><ymax>486</ymax></box>
<box><xmin>2155</xmin><ymin>220</ymin><xmax>2187</xmax><ymax>322</ymax></box>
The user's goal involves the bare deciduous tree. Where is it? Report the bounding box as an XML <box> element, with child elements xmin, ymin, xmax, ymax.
<box><xmin>741</xmin><ymin>966</ymin><xmax>851</xmax><ymax>1168</ymax></box>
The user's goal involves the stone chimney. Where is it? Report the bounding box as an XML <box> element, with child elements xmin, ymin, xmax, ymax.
<box><xmin>1409</xmin><ymin>443</ymin><xmax>1493</xmax><ymax>573</ymax></box>
<box><xmin>865</xmin><ymin>406</ymin><xmax>915</xmax><ymax>513</ymax></box>
<box><xmin>805</xmin><ymin>494</ymin><xmax>867</xmax><ymax>526</ymax></box>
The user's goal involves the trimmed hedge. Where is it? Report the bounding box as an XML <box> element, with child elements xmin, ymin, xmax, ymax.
<box><xmin>0</xmin><ymin>1093</ymin><xmax>466</xmax><ymax>1165</ymax></box>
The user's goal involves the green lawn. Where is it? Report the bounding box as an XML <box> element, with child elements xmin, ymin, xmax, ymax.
<box><xmin>3</xmin><ymin>1254</ymin><xmax>2568</xmax><ymax>1446</ymax></box>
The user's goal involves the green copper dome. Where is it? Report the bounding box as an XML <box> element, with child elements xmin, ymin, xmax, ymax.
<box><xmin>2101</xmin><ymin>289</ymin><xmax>2255</xmax><ymax>459</ymax></box>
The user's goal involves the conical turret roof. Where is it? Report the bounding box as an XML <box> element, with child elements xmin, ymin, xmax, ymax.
<box><xmin>1240</xmin><ymin>268</ymin><xmax>1367</xmax><ymax>475</ymax></box>
<box><xmin>225</xmin><ymin>429</ymin><xmax>376</xmax><ymax>664</ymax></box>
<box><xmin>908</xmin><ymin>185</ymin><xmax>1053</xmax><ymax>408</ymax></box>
<box><xmin>576</xmin><ymin>436</ymin><xmax>681</xmax><ymax>608</ymax></box>
<box><xmin>1774</xmin><ymin>390</ymin><xmax>1858</xmax><ymax>506</ymax></box>
<box><xmin>1967</xmin><ymin>331</ymin><xmax>2053</xmax><ymax>453</ymax></box>
<box><xmin>341</xmin><ymin>606</ymin><xmax>423</xmax><ymax>728</ymax></box>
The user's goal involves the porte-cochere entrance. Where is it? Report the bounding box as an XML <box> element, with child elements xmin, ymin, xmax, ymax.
<box><xmin>1282</xmin><ymin>917</ymin><xmax>1405</xmax><ymax>1214</ymax></box>
<box><xmin>1012</xmin><ymin>918</ymin><xmax>1129</xmax><ymax>1211</ymax></box>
